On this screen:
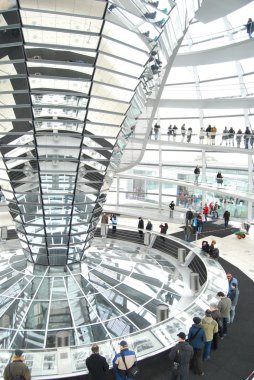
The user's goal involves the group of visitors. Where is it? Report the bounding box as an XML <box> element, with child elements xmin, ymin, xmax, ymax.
<box><xmin>150</xmin><ymin>123</ymin><xmax>254</xmax><ymax>149</ymax></box>
<box><xmin>86</xmin><ymin>340</ymin><xmax>138</xmax><ymax>380</ymax></box>
<box><xmin>168</xmin><ymin>272</ymin><xmax>239</xmax><ymax>379</ymax></box>
<box><xmin>100</xmin><ymin>213</ymin><xmax>118</xmax><ymax>237</ymax></box>
<box><xmin>193</xmin><ymin>166</ymin><xmax>224</xmax><ymax>188</ymax></box>
<box><xmin>202</xmin><ymin>239</ymin><xmax>220</xmax><ymax>259</ymax></box>
<box><xmin>183</xmin><ymin>205</ymin><xmax>231</xmax><ymax>240</ymax></box>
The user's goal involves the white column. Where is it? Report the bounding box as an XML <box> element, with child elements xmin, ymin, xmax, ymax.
<box><xmin>159</xmin><ymin>144</ymin><xmax>162</xmax><ymax>209</ymax></box>
<box><xmin>116</xmin><ymin>176</ymin><xmax>120</xmax><ymax>206</ymax></box>
<box><xmin>201</xmin><ymin>149</ymin><xmax>206</xmax><ymax>183</ymax></box>
<box><xmin>248</xmin><ymin>154</ymin><xmax>253</xmax><ymax>220</ymax></box>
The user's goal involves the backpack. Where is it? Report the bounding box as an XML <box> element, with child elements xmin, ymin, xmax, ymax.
<box><xmin>8</xmin><ymin>364</ymin><xmax>24</xmax><ymax>380</ymax></box>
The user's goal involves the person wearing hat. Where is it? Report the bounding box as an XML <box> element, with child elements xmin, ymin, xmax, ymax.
<box><xmin>86</xmin><ymin>344</ymin><xmax>109</xmax><ymax>380</ymax></box>
<box><xmin>168</xmin><ymin>332</ymin><xmax>193</xmax><ymax>380</ymax></box>
<box><xmin>3</xmin><ymin>350</ymin><xmax>31</xmax><ymax>380</ymax></box>
<box><xmin>112</xmin><ymin>340</ymin><xmax>137</xmax><ymax>380</ymax></box>
<box><xmin>201</xmin><ymin>310</ymin><xmax>218</xmax><ymax>360</ymax></box>
<box><xmin>188</xmin><ymin>317</ymin><xmax>206</xmax><ymax>376</ymax></box>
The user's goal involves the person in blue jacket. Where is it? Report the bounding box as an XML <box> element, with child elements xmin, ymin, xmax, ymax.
<box><xmin>112</xmin><ymin>340</ymin><xmax>137</xmax><ymax>380</ymax></box>
<box><xmin>188</xmin><ymin>317</ymin><xmax>206</xmax><ymax>376</ymax></box>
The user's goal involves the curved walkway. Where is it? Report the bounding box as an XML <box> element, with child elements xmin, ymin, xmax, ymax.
<box><xmin>172</xmin><ymin>37</ymin><xmax>254</xmax><ymax>66</ymax></box>
<box><xmin>81</xmin><ymin>212</ymin><xmax>254</xmax><ymax>380</ymax></box>
<box><xmin>139</xmin><ymin>258</ymin><xmax>254</xmax><ymax>380</ymax></box>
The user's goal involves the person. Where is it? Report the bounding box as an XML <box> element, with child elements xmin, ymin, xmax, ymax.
<box><xmin>111</xmin><ymin>214</ymin><xmax>118</xmax><ymax>233</ymax></box>
<box><xmin>223</xmin><ymin>210</ymin><xmax>230</xmax><ymax>228</ymax></box>
<box><xmin>229</xmin><ymin>282</ymin><xmax>240</xmax><ymax>323</ymax></box>
<box><xmin>185</xmin><ymin>208</ymin><xmax>193</xmax><ymax>225</ymax></box>
<box><xmin>236</xmin><ymin>129</ymin><xmax>242</xmax><ymax>148</ymax></box>
<box><xmin>168</xmin><ymin>332</ymin><xmax>193</xmax><ymax>380</ymax></box>
<box><xmin>138</xmin><ymin>217</ymin><xmax>144</xmax><ymax>238</ymax></box>
<box><xmin>214</xmin><ymin>202</ymin><xmax>219</xmax><ymax>218</ymax></box>
<box><xmin>227</xmin><ymin>272</ymin><xmax>238</xmax><ymax>295</ymax></box>
<box><xmin>3</xmin><ymin>350</ymin><xmax>31</xmax><ymax>380</ymax></box>
<box><xmin>201</xmin><ymin>240</ymin><xmax>210</xmax><ymax>253</ymax></box>
<box><xmin>216</xmin><ymin>172</ymin><xmax>223</xmax><ymax>187</ymax></box>
<box><xmin>206</xmin><ymin>125</ymin><xmax>211</xmax><ymax>144</ymax></box>
<box><xmin>154</xmin><ymin>123</ymin><xmax>160</xmax><ymax>140</ymax></box>
<box><xmin>194</xmin><ymin>165</ymin><xmax>200</xmax><ymax>185</ymax></box>
<box><xmin>209</xmin><ymin>304</ymin><xmax>222</xmax><ymax>350</ymax></box>
<box><xmin>246</xmin><ymin>18</ymin><xmax>254</xmax><ymax>38</ymax></box>
<box><xmin>159</xmin><ymin>223</ymin><xmax>168</xmax><ymax>241</ymax></box>
<box><xmin>186</xmin><ymin>127</ymin><xmax>192</xmax><ymax>143</ymax></box>
<box><xmin>112</xmin><ymin>340</ymin><xmax>137</xmax><ymax>380</ymax></box>
<box><xmin>201</xmin><ymin>310</ymin><xmax>218</xmax><ymax>360</ymax></box>
<box><xmin>101</xmin><ymin>213</ymin><xmax>109</xmax><ymax>238</ymax></box>
<box><xmin>173</xmin><ymin>125</ymin><xmax>178</xmax><ymax>141</ymax></box>
<box><xmin>184</xmin><ymin>224</ymin><xmax>193</xmax><ymax>242</ymax></box>
<box><xmin>169</xmin><ymin>201</ymin><xmax>175</xmax><ymax>218</ymax></box>
<box><xmin>188</xmin><ymin>317</ymin><xmax>206</xmax><ymax>376</ymax></box>
<box><xmin>228</xmin><ymin>127</ymin><xmax>235</xmax><ymax>147</ymax></box>
<box><xmin>167</xmin><ymin>125</ymin><xmax>173</xmax><ymax>140</ymax></box>
<box><xmin>144</xmin><ymin>220</ymin><xmax>153</xmax><ymax>246</ymax></box>
<box><xmin>197</xmin><ymin>213</ymin><xmax>203</xmax><ymax>233</ymax></box>
<box><xmin>243</xmin><ymin>220</ymin><xmax>251</xmax><ymax>234</ymax></box>
<box><xmin>217</xmin><ymin>291</ymin><xmax>232</xmax><ymax>337</ymax></box>
<box><xmin>211</xmin><ymin>126</ymin><xmax>217</xmax><ymax>145</ymax></box>
<box><xmin>202</xmin><ymin>204</ymin><xmax>209</xmax><ymax>222</ymax></box>
<box><xmin>209</xmin><ymin>240</ymin><xmax>219</xmax><ymax>260</ymax></box>
<box><xmin>192</xmin><ymin>213</ymin><xmax>198</xmax><ymax>234</ymax></box>
<box><xmin>181</xmin><ymin>124</ymin><xmax>186</xmax><ymax>142</ymax></box>
<box><xmin>86</xmin><ymin>344</ymin><xmax>109</xmax><ymax>380</ymax></box>
<box><xmin>244</xmin><ymin>126</ymin><xmax>251</xmax><ymax>149</ymax></box>
<box><xmin>199</xmin><ymin>127</ymin><xmax>205</xmax><ymax>144</ymax></box>
<box><xmin>146</xmin><ymin>220</ymin><xmax>153</xmax><ymax>231</ymax></box>
<box><xmin>250</xmin><ymin>130</ymin><xmax>254</xmax><ymax>149</ymax></box>
<box><xmin>220</xmin><ymin>126</ymin><xmax>228</xmax><ymax>146</ymax></box>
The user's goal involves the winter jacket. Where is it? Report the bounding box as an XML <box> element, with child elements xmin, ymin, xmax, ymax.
<box><xmin>217</xmin><ymin>297</ymin><xmax>232</xmax><ymax>318</ymax></box>
<box><xmin>86</xmin><ymin>353</ymin><xmax>109</xmax><ymax>380</ymax></box>
<box><xmin>201</xmin><ymin>316</ymin><xmax>218</xmax><ymax>341</ymax></box>
<box><xmin>4</xmin><ymin>360</ymin><xmax>31</xmax><ymax>380</ymax></box>
<box><xmin>168</xmin><ymin>342</ymin><xmax>193</xmax><ymax>369</ymax></box>
<box><xmin>138</xmin><ymin>219</ymin><xmax>144</xmax><ymax>229</ymax></box>
<box><xmin>113</xmin><ymin>348</ymin><xmax>137</xmax><ymax>380</ymax></box>
<box><xmin>188</xmin><ymin>324</ymin><xmax>206</xmax><ymax>349</ymax></box>
<box><xmin>203</xmin><ymin>206</ymin><xmax>209</xmax><ymax>215</ymax></box>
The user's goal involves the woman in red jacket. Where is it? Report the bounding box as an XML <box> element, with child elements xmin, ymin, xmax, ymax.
<box><xmin>202</xmin><ymin>204</ymin><xmax>209</xmax><ymax>222</ymax></box>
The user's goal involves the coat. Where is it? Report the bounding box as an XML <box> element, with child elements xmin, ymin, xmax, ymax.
<box><xmin>86</xmin><ymin>353</ymin><xmax>109</xmax><ymax>380</ymax></box>
<box><xmin>168</xmin><ymin>342</ymin><xmax>193</xmax><ymax>372</ymax></box>
<box><xmin>218</xmin><ymin>297</ymin><xmax>232</xmax><ymax>318</ymax></box>
<box><xmin>201</xmin><ymin>316</ymin><xmax>218</xmax><ymax>342</ymax></box>
<box><xmin>188</xmin><ymin>324</ymin><xmax>206</xmax><ymax>349</ymax></box>
<box><xmin>3</xmin><ymin>360</ymin><xmax>31</xmax><ymax>380</ymax></box>
<box><xmin>138</xmin><ymin>219</ymin><xmax>144</xmax><ymax>229</ymax></box>
<box><xmin>113</xmin><ymin>348</ymin><xmax>137</xmax><ymax>380</ymax></box>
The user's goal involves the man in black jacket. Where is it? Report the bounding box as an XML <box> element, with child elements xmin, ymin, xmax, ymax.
<box><xmin>168</xmin><ymin>332</ymin><xmax>193</xmax><ymax>380</ymax></box>
<box><xmin>86</xmin><ymin>344</ymin><xmax>109</xmax><ymax>380</ymax></box>
<box><xmin>138</xmin><ymin>217</ymin><xmax>144</xmax><ymax>237</ymax></box>
<box><xmin>169</xmin><ymin>201</ymin><xmax>175</xmax><ymax>218</ymax></box>
<box><xmin>194</xmin><ymin>166</ymin><xmax>200</xmax><ymax>185</ymax></box>
<box><xmin>185</xmin><ymin>209</ymin><xmax>193</xmax><ymax>226</ymax></box>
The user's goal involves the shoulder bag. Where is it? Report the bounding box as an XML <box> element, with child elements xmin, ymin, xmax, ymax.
<box><xmin>120</xmin><ymin>352</ymin><xmax>139</xmax><ymax>378</ymax></box>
